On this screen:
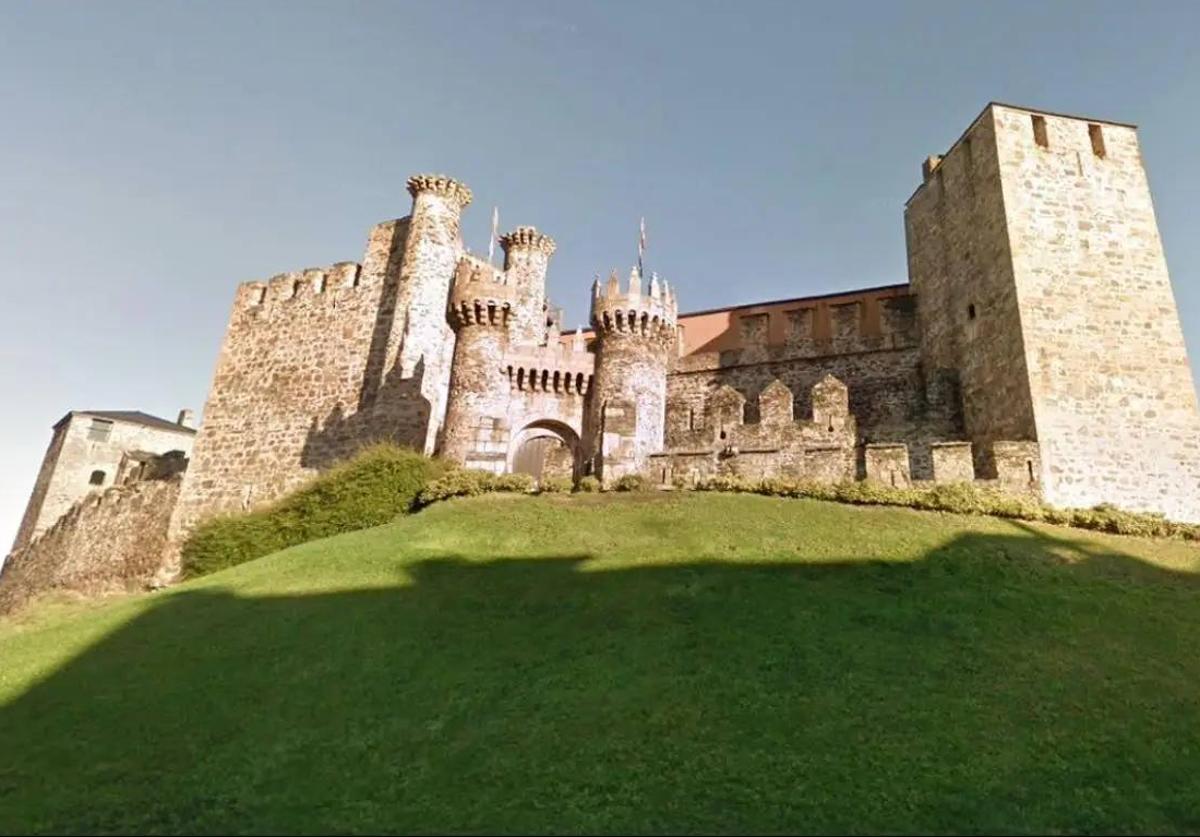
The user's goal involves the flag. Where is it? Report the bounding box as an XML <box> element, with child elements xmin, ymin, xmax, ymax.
<box><xmin>638</xmin><ymin>217</ymin><xmax>647</xmax><ymax>275</ymax></box>
<box><xmin>488</xmin><ymin>206</ymin><xmax>499</xmax><ymax>263</ymax></box>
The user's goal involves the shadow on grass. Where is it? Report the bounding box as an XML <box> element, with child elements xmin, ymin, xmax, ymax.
<box><xmin>2</xmin><ymin>525</ymin><xmax>1199</xmax><ymax>834</ymax></box>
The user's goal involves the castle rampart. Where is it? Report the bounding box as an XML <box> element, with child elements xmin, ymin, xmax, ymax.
<box><xmin>1</xmin><ymin>473</ymin><xmax>183</xmax><ymax>615</ymax></box>
<box><xmin>13</xmin><ymin>100</ymin><xmax>1192</xmax><ymax>597</ymax></box>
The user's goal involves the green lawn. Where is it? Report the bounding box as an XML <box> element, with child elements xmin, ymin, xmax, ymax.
<box><xmin>2</xmin><ymin>492</ymin><xmax>1200</xmax><ymax>834</ymax></box>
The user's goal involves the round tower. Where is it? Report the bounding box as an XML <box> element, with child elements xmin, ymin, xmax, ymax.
<box><xmin>388</xmin><ymin>174</ymin><xmax>473</xmax><ymax>454</ymax></box>
<box><xmin>499</xmin><ymin>226</ymin><xmax>556</xmax><ymax>347</ymax></box>
<box><xmin>440</xmin><ymin>255</ymin><xmax>519</xmax><ymax>468</ymax></box>
<box><xmin>586</xmin><ymin>267</ymin><xmax>679</xmax><ymax>484</ymax></box>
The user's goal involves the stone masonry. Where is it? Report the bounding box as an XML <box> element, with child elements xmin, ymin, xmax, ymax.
<box><xmin>907</xmin><ymin>103</ymin><xmax>1200</xmax><ymax>519</ymax></box>
<box><xmin>8</xmin><ymin>100</ymin><xmax>1200</xmax><ymax>601</ymax></box>
<box><xmin>11</xmin><ymin>410</ymin><xmax>195</xmax><ymax>553</ymax></box>
<box><xmin>2</xmin><ymin>460</ymin><xmax>186</xmax><ymax>614</ymax></box>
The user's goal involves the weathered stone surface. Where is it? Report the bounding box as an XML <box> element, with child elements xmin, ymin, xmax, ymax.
<box><xmin>1</xmin><ymin>475</ymin><xmax>182</xmax><ymax>614</ymax></box>
<box><xmin>11</xmin><ymin>412</ymin><xmax>195</xmax><ymax>552</ymax></box>
<box><xmin>907</xmin><ymin>103</ymin><xmax>1200</xmax><ymax>520</ymax></box>
<box><xmin>931</xmin><ymin>442</ymin><xmax>976</xmax><ymax>484</ymax></box>
<box><xmin>865</xmin><ymin>443</ymin><xmax>912</xmax><ymax>488</ymax></box>
<box><xmin>586</xmin><ymin>268</ymin><xmax>677</xmax><ymax>485</ymax></box>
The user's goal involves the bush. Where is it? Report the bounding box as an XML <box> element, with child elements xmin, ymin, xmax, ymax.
<box><xmin>695</xmin><ymin>474</ymin><xmax>755</xmax><ymax>494</ymax></box>
<box><xmin>682</xmin><ymin>473</ymin><xmax>1200</xmax><ymax>542</ymax></box>
<box><xmin>613</xmin><ymin>474</ymin><xmax>651</xmax><ymax>493</ymax></box>
<box><xmin>182</xmin><ymin>444</ymin><xmax>444</xmax><ymax>578</ymax></box>
<box><xmin>415</xmin><ymin>468</ymin><xmax>535</xmax><ymax>508</ymax></box>
<box><xmin>495</xmin><ymin>473</ymin><xmax>536</xmax><ymax>493</ymax></box>
<box><xmin>575</xmin><ymin>476</ymin><xmax>601</xmax><ymax>493</ymax></box>
<box><xmin>538</xmin><ymin>476</ymin><xmax>573</xmax><ymax>494</ymax></box>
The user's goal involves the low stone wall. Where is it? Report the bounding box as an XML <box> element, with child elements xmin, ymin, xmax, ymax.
<box><xmin>0</xmin><ymin>476</ymin><xmax>182</xmax><ymax>615</ymax></box>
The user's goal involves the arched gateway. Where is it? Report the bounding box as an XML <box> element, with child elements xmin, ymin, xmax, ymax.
<box><xmin>508</xmin><ymin>420</ymin><xmax>581</xmax><ymax>483</ymax></box>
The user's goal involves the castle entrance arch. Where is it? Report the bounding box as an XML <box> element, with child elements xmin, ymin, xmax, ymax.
<box><xmin>509</xmin><ymin>420</ymin><xmax>581</xmax><ymax>483</ymax></box>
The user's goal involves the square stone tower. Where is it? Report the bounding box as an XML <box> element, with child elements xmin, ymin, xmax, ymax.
<box><xmin>906</xmin><ymin>102</ymin><xmax>1200</xmax><ymax>520</ymax></box>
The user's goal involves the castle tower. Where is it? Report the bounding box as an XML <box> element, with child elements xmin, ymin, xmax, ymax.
<box><xmin>906</xmin><ymin>103</ymin><xmax>1200</xmax><ymax>520</ymax></box>
<box><xmin>586</xmin><ymin>267</ymin><xmax>679</xmax><ymax>484</ymax></box>
<box><xmin>440</xmin><ymin>256</ymin><xmax>519</xmax><ymax>469</ymax></box>
<box><xmin>499</xmin><ymin>226</ymin><xmax>557</xmax><ymax>346</ymax></box>
<box><xmin>383</xmin><ymin>174</ymin><xmax>472</xmax><ymax>454</ymax></box>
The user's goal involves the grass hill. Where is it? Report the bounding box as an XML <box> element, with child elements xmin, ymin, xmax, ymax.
<box><xmin>2</xmin><ymin>492</ymin><xmax>1199</xmax><ymax>834</ymax></box>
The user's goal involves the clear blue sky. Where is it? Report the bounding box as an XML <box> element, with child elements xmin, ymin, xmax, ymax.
<box><xmin>2</xmin><ymin>0</ymin><xmax>1199</xmax><ymax>548</ymax></box>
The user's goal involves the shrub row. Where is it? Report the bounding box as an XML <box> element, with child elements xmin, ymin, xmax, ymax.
<box><xmin>181</xmin><ymin>445</ymin><xmax>445</xmax><ymax>577</ymax></box>
<box><xmin>692</xmin><ymin>475</ymin><xmax>1200</xmax><ymax>540</ymax></box>
<box><xmin>415</xmin><ymin>470</ymin><xmax>537</xmax><ymax>507</ymax></box>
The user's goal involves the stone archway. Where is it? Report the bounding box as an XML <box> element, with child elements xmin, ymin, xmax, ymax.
<box><xmin>508</xmin><ymin>420</ymin><xmax>581</xmax><ymax>483</ymax></box>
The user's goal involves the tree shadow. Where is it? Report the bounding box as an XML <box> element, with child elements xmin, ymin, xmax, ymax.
<box><xmin>2</xmin><ymin>525</ymin><xmax>1199</xmax><ymax>834</ymax></box>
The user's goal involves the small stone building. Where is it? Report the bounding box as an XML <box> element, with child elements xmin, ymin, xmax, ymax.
<box><xmin>11</xmin><ymin>410</ymin><xmax>196</xmax><ymax>552</ymax></box>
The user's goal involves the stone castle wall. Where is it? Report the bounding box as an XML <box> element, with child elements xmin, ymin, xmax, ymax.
<box><xmin>0</xmin><ymin>475</ymin><xmax>182</xmax><ymax>615</ymax></box>
<box><xmin>12</xmin><ymin>414</ymin><xmax>195</xmax><ymax>552</ymax></box>
<box><xmin>166</xmin><ymin>220</ymin><xmax>411</xmax><ymax>548</ymax></box>
<box><xmin>995</xmin><ymin>106</ymin><xmax>1200</xmax><ymax>520</ymax></box>
<box><xmin>904</xmin><ymin>108</ymin><xmax>1038</xmax><ymax>478</ymax></box>
<box><xmin>908</xmin><ymin>103</ymin><xmax>1200</xmax><ymax>520</ymax></box>
<box><xmin>664</xmin><ymin>307</ymin><xmax>961</xmax><ymax>480</ymax></box>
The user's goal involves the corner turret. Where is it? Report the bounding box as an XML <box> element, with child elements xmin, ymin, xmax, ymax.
<box><xmin>447</xmin><ymin>254</ymin><xmax>517</xmax><ymax>329</ymax></box>
<box><xmin>441</xmin><ymin>255</ymin><xmax>519</xmax><ymax>466</ymax></box>
<box><xmin>585</xmin><ymin>266</ymin><xmax>680</xmax><ymax>484</ymax></box>
<box><xmin>500</xmin><ymin>225</ymin><xmax>557</xmax><ymax>346</ymax></box>
<box><xmin>374</xmin><ymin>173</ymin><xmax>472</xmax><ymax>454</ymax></box>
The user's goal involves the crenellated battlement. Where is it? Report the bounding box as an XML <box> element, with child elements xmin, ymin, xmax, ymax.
<box><xmin>448</xmin><ymin>255</ymin><xmax>517</xmax><ymax>328</ymax></box>
<box><xmin>503</xmin><ymin>342</ymin><xmax>595</xmax><ymax>396</ymax></box>
<box><xmin>406</xmin><ymin>173</ymin><xmax>473</xmax><ymax>208</ymax></box>
<box><xmin>590</xmin><ymin>267</ymin><xmax>679</xmax><ymax>337</ymax></box>
<box><xmin>499</xmin><ymin>225</ymin><xmax>557</xmax><ymax>257</ymax></box>
<box><xmin>237</xmin><ymin>261</ymin><xmax>365</xmax><ymax>309</ymax></box>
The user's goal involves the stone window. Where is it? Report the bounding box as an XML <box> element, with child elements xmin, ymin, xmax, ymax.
<box><xmin>785</xmin><ymin>307</ymin><xmax>814</xmax><ymax>342</ymax></box>
<box><xmin>291</xmin><ymin>279</ymin><xmax>302</xmax><ymax>298</ymax></box>
<box><xmin>89</xmin><ymin>469</ymin><xmax>106</xmax><ymax>486</ymax></box>
<box><xmin>967</xmin><ymin>303</ymin><xmax>977</xmax><ymax>320</ymax></box>
<box><xmin>831</xmin><ymin>302</ymin><xmax>861</xmax><ymax>338</ymax></box>
<box><xmin>1088</xmin><ymin>123</ymin><xmax>1106</xmax><ymax>158</ymax></box>
<box><xmin>1031</xmin><ymin>114</ymin><xmax>1049</xmax><ymax>148</ymax></box>
<box><xmin>87</xmin><ymin>418</ymin><xmax>113</xmax><ymax>442</ymax></box>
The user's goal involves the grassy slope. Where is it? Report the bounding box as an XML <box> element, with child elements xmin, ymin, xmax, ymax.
<box><xmin>2</xmin><ymin>493</ymin><xmax>1199</xmax><ymax>834</ymax></box>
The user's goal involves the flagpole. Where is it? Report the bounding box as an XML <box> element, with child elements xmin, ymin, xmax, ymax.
<box><xmin>488</xmin><ymin>206</ymin><xmax>499</xmax><ymax>264</ymax></box>
<box><xmin>638</xmin><ymin>217</ymin><xmax>646</xmax><ymax>278</ymax></box>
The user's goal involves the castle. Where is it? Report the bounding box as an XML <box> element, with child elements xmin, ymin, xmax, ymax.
<box><xmin>6</xmin><ymin>102</ymin><xmax>1200</xmax><ymax>606</ymax></box>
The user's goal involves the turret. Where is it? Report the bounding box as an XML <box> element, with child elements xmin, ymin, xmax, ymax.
<box><xmin>376</xmin><ymin>173</ymin><xmax>472</xmax><ymax>454</ymax></box>
<box><xmin>440</xmin><ymin>255</ymin><xmax>518</xmax><ymax>467</ymax></box>
<box><xmin>585</xmin><ymin>266</ymin><xmax>679</xmax><ymax>484</ymax></box>
<box><xmin>499</xmin><ymin>226</ymin><xmax>556</xmax><ymax>346</ymax></box>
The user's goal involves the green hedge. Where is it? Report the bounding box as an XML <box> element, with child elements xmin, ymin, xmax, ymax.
<box><xmin>538</xmin><ymin>476</ymin><xmax>573</xmax><ymax>494</ymax></box>
<box><xmin>181</xmin><ymin>445</ymin><xmax>445</xmax><ymax>577</ymax></box>
<box><xmin>613</xmin><ymin>473</ymin><xmax>651</xmax><ymax>492</ymax></box>
<box><xmin>415</xmin><ymin>469</ymin><xmax>536</xmax><ymax>507</ymax></box>
<box><xmin>693</xmin><ymin>475</ymin><xmax>1200</xmax><ymax>540</ymax></box>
